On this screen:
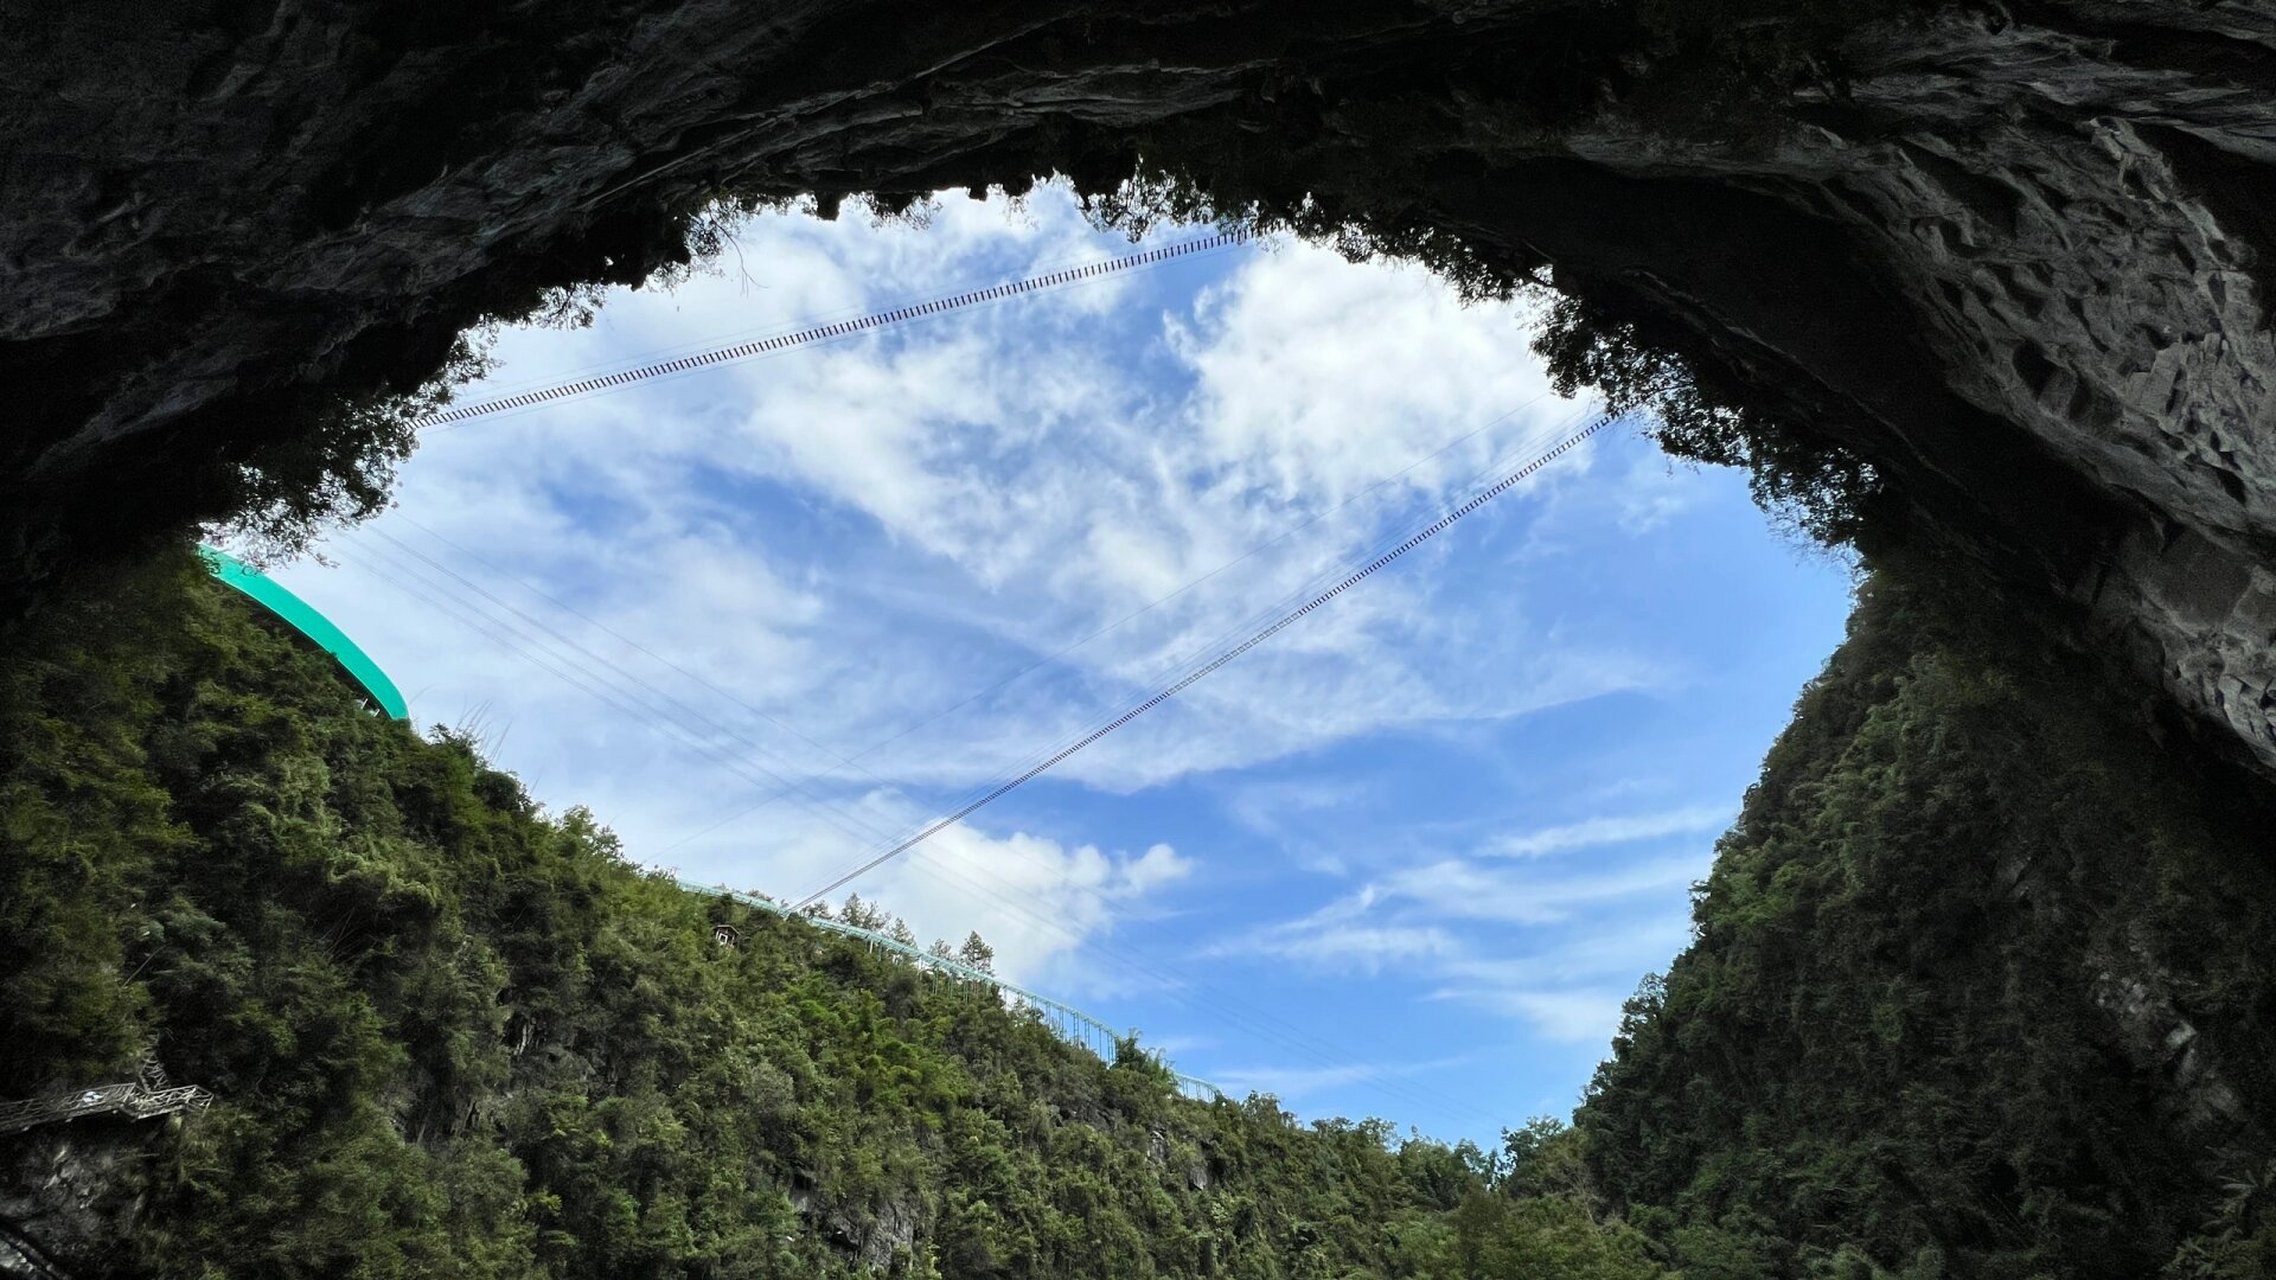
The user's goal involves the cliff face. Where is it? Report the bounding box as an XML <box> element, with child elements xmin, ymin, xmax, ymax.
<box><xmin>1577</xmin><ymin>571</ymin><xmax>2276</xmax><ymax>1276</ymax></box>
<box><xmin>0</xmin><ymin>1124</ymin><xmax>155</xmax><ymax>1278</ymax></box>
<box><xmin>3</xmin><ymin>0</ymin><xmax>2272</xmax><ymax>771</ymax></box>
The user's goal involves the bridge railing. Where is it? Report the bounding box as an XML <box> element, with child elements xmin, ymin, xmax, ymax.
<box><xmin>0</xmin><ymin>1080</ymin><xmax>216</xmax><ymax>1137</ymax></box>
<box><xmin>680</xmin><ymin>879</ymin><xmax>1222</xmax><ymax>1101</ymax></box>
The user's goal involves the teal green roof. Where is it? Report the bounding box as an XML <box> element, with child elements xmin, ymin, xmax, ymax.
<box><xmin>199</xmin><ymin>546</ymin><xmax>409</xmax><ymax>720</ymax></box>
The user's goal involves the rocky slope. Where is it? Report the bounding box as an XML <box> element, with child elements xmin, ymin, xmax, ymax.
<box><xmin>1</xmin><ymin>1125</ymin><xmax>157</xmax><ymax>1278</ymax></box>
<box><xmin>2</xmin><ymin>1</ymin><xmax>2271</xmax><ymax>760</ymax></box>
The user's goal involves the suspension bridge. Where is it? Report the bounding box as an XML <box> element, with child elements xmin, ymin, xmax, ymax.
<box><xmin>0</xmin><ymin>1055</ymin><xmax>213</xmax><ymax>1138</ymax></box>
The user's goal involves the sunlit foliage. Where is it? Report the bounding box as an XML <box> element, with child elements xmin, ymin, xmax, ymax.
<box><xmin>1</xmin><ymin>550</ymin><xmax>1670</xmax><ymax>1278</ymax></box>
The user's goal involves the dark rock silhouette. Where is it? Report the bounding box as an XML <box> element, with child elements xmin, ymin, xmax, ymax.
<box><xmin>3</xmin><ymin>0</ymin><xmax>2271</xmax><ymax>771</ymax></box>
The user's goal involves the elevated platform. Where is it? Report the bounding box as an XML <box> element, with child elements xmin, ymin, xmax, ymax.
<box><xmin>0</xmin><ymin>1081</ymin><xmax>215</xmax><ymax>1137</ymax></box>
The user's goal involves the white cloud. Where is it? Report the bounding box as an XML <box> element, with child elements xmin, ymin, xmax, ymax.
<box><xmin>1172</xmin><ymin>245</ymin><xmax>1559</xmax><ymax>506</ymax></box>
<box><xmin>1493</xmin><ymin>804</ymin><xmax>1733</xmax><ymax>858</ymax></box>
<box><xmin>1209</xmin><ymin>1054</ymin><xmax>1471</xmax><ymax>1102</ymax></box>
<box><xmin>1211</xmin><ymin>800</ymin><xmax>1715</xmax><ymax>1045</ymax></box>
<box><xmin>1421</xmin><ymin>913</ymin><xmax>1696</xmax><ymax>1045</ymax></box>
<box><xmin>868</xmin><ymin>829</ymin><xmax>1194</xmax><ymax>989</ymax></box>
<box><xmin>1231</xmin><ymin>899</ymin><xmax>1462</xmax><ymax>971</ymax></box>
<box><xmin>259</xmin><ymin>180</ymin><xmax>1709</xmax><ymax>1063</ymax></box>
<box><xmin>664</xmin><ymin>792</ymin><xmax>1193</xmax><ymax>993</ymax></box>
<box><xmin>1607</xmin><ymin>453</ymin><xmax>1717</xmax><ymax>534</ymax></box>
<box><xmin>1375</xmin><ymin>856</ymin><xmax>1702</xmax><ymax>927</ymax></box>
<box><xmin>1288</xmin><ymin>923</ymin><xmax>1459</xmax><ymax>966</ymax></box>
<box><xmin>1432</xmin><ymin>988</ymin><xmax>1635</xmax><ymax>1045</ymax></box>
<box><xmin>1228</xmin><ymin>852</ymin><xmax>1697</xmax><ymax>966</ymax></box>
<box><xmin>1432</xmin><ymin>914</ymin><xmax>1697</xmax><ymax>990</ymax></box>
<box><xmin>353</xmin><ymin>184</ymin><xmax>1630</xmax><ymax>807</ymax></box>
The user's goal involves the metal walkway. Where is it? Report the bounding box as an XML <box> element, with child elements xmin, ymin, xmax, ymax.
<box><xmin>0</xmin><ymin>1066</ymin><xmax>215</xmax><ymax>1137</ymax></box>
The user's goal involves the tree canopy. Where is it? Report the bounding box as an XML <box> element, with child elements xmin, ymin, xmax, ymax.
<box><xmin>0</xmin><ymin>548</ymin><xmax>1672</xmax><ymax>1279</ymax></box>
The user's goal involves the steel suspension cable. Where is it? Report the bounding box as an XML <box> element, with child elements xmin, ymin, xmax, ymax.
<box><xmin>420</xmin><ymin>230</ymin><xmax>1251</xmax><ymax>428</ymax></box>
<box><xmin>794</xmin><ymin>413</ymin><xmax>1613</xmax><ymax>908</ymax></box>
<box><xmin>641</xmin><ymin>391</ymin><xmax>1571</xmax><ymax>859</ymax></box>
<box><xmin>352</xmin><ymin>534</ymin><xmax>911</xmax><ymax>859</ymax></box>
<box><xmin>396</xmin><ymin>405</ymin><xmax>1584</xmax><ymax>1116</ymax></box>
<box><xmin>823</xmin><ymin>403</ymin><xmax>1602</xmax><ymax>876</ymax></box>
<box><xmin>366</xmin><ymin>410</ymin><xmax>1595</xmax><ymax>1128</ymax></box>
<box><xmin>464</xmin><ymin>234</ymin><xmax>1253</xmax><ymax>402</ymax></box>
<box><xmin>369</xmin><ymin>412</ymin><xmax>1600</xmax><ymax>1127</ymax></box>
<box><xmin>323</xmin><ymin>222</ymin><xmax>1602</xmax><ymax>1123</ymax></box>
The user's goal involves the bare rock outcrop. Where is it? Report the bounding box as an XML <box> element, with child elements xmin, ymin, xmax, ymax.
<box><xmin>0</xmin><ymin>1123</ymin><xmax>160</xmax><ymax>1278</ymax></box>
<box><xmin>3</xmin><ymin>0</ymin><xmax>2271</xmax><ymax>773</ymax></box>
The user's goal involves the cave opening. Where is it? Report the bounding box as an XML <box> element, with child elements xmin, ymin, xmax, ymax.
<box><xmin>210</xmin><ymin>181</ymin><xmax>1858</xmax><ymax>1137</ymax></box>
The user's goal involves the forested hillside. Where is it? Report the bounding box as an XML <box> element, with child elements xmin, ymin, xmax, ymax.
<box><xmin>10</xmin><ymin>531</ymin><xmax>2276</xmax><ymax>1279</ymax></box>
<box><xmin>0</xmin><ymin>549</ymin><xmax>1666</xmax><ymax>1279</ymax></box>
<box><xmin>5</xmin><ymin>0</ymin><xmax>2274</xmax><ymax>1271</ymax></box>
<box><xmin>1579</xmin><ymin>561</ymin><xmax>2276</xmax><ymax>1279</ymax></box>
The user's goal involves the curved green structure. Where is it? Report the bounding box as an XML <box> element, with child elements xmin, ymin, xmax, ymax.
<box><xmin>199</xmin><ymin>546</ymin><xmax>409</xmax><ymax>720</ymax></box>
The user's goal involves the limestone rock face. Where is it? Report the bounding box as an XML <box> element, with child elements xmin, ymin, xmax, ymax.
<box><xmin>0</xmin><ymin>1124</ymin><xmax>156</xmax><ymax>1278</ymax></box>
<box><xmin>2</xmin><ymin>0</ymin><xmax>2271</xmax><ymax>768</ymax></box>
<box><xmin>1762</xmin><ymin>8</ymin><xmax>2276</xmax><ymax>776</ymax></box>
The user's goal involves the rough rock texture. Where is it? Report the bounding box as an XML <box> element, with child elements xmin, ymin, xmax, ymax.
<box><xmin>2</xmin><ymin>0</ymin><xmax>2272</xmax><ymax>774</ymax></box>
<box><xmin>788</xmin><ymin>1178</ymin><xmax>921</xmax><ymax>1271</ymax></box>
<box><xmin>0</xmin><ymin>1123</ymin><xmax>158</xmax><ymax>1279</ymax></box>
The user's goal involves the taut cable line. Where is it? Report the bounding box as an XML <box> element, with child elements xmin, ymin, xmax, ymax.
<box><xmin>361</xmin><ymin>407</ymin><xmax>1595</xmax><ymax>1129</ymax></box>
<box><xmin>420</xmin><ymin>230</ymin><xmax>1251</xmax><ymax>428</ymax></box>
<box><xmin>793</xmin><ymin>413</ymin><xmax>1613</xmax><ymax>908</ymax></box>
<box><xmin>642</xmin><ymin>390</ymin><xmax>1568</xmax><ymax>860</ymax></box>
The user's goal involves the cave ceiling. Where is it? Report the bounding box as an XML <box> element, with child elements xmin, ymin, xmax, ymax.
<box><xmin>3</xmin><ymin>0</ymin><xmax>2271</xmax><ymax>770</ymax></box>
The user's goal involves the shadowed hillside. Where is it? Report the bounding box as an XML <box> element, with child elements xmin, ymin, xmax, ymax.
<box><xmin>1580</xmin><ymin>556</ymin><xmax>2276</xmax><ymax>1278</ymax></box>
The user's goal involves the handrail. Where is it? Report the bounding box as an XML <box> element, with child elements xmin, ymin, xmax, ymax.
<box><xmin>0</xmin><ymin>1080</ymin><xmax>216</xmax><ymax>1137</ymax></box>
<box><xmin>199</xmin><ymin>545</ymin><xmax>409</xmax><ymax>720</ymax></box>
<box><xmin>681</xmin><ymin>879</ymin><xmax>1222</xmax><ymax>1101</ymax></box>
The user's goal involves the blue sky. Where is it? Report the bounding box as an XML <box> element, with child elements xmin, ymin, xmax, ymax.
<box><xmin>261</xmin><ymin>183</ymin><xmax>1856</xmax><ymax>1145</ymax></box>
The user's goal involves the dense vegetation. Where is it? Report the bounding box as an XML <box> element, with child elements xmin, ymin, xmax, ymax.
<box><xmin>7</xmin><ymin>0</ymin><xmax>2271</xmax><ymax>1272</ymax></box>
<box><xmin>0</xmin><ymin>550</ymin><xmax>1669</xmax><ymax>1278</ymax></box>
<box><xmin>10</xmin><ymin>462</ymin><xmax>2276</xmax><ymax>1280</ymax></box>
<box><xmin>13</xmin><ymin>221</ymin><xmax>2276</xmax><ymax>1274</ymax></box>
<box><xmin>1578</xmin><ymin>559</ymin><xmax>2276</xmax><ymax>1279</ymax></box>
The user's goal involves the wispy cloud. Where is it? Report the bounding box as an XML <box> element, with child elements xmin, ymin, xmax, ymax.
<box><xmin>1209</xmin><ymin>1053</ymin><xmax>1474</xmax><ymax>1101</ymax></box>
<box><xmin>1429</xmin><ymin>989</ymin><xmax>1636</xmax><ymax>1046</ymax></box>
<box><xmin>1492</xmin><ymin>804</ymin><xmax>1732</xmax><ymax>858</ymax></box>
<box><xmin>1210</xmin><ymin>802</ymin><xmax>1717</xmax><ymax>1044</ymax></box>
<box><xmin>242</xmin><ymin>180</ymin><xmax>1838</xmax><ymax>1135</ymax></box>
<box><xmin>1233</xmin><ymin>916</ymin><xmax>1463</xmax><ymax>971</ymax></box>
<box><xmin>297</xmin><ymin>182</ymin><xmax>1641</xmax><ymax>820</ymax></box>
<box><xmin>1376</xmin><ymin>855</ymin><xmax>1703</xmax><ymax>926</ymax></box>
<box><xmin>677</xmin><ymin>795</ymin><xmax>1196</xmax><ymax>993</ymax></box>
<box><xmin>1423</xmin><ymin>911</ymin><xmax>1696</xmax><ymax>1044</ymax></box>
